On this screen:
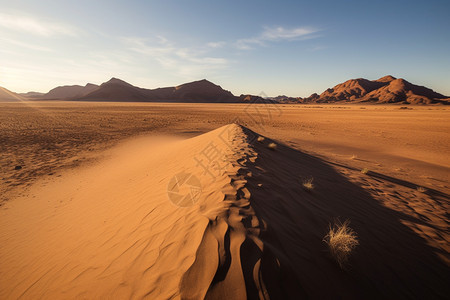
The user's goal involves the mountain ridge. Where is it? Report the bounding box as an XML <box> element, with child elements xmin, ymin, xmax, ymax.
<box><xmin>303</xmin><ymin>76</ymin><xmax>448</xmax><ymax>104</ymax></box>
<box><xmin>2</xmin><ymin>76</ymin><xmax>448</xmax><ymax>104</ymax></box>
<box><xmin>74</xmin><ymin>78</ymin><xmax>238</xmax><ymax>103</ymax></box>
<box><xmin>44</xmin><ymin>83</ymin><xmax>99</xmax><ymax>100</ymax></box>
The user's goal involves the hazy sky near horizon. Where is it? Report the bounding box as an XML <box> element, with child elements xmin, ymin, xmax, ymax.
<box><xmin>1</xmin><ymin>0</ymin><xmax>449</xmax><ymax>96</ymax></box>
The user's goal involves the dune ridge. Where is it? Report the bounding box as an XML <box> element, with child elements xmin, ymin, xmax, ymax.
<box><xmin>0</xmin><ymin>124</ymin><xmax>449</xmax><ymax>299</ymax></box>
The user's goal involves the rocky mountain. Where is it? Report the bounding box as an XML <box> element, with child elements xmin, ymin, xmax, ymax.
<box><xmin>43</xmin><ymin>83</ymin><xmax>99</xmax><ymax>99</ymax></box>
<box><xmin>238</xmin><ymin>94</ymin><xmax>265</xmax><ymax>102</ymax></box>
<box><xmin>171</xmin><ymin>79</ymin><xmax>237</xmax><ymax>102</ymax></box>
<box><xmin>362</xmin><ymin>78</ymin><xmax>446</xmax><ymax>104</ymax></box>
<box><xmin>76</xmin><ymin>78</ymin><xmax>150</xmax><ymax>102</ymax></box>
<box><xmin>303</xmin><ymin>76</ymin><xmax>448</xmax><ymax>104</ymax></box>
<box><xmin>76</xmin><ymin>78</ymin><xmax>238</xmax><ymax>103</ymax></box>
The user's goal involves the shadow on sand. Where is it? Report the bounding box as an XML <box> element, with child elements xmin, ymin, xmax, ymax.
<box><xmin>240</xmin><ymin>127</ymin><xmax>449</xmax><ymax>299</ymax></box>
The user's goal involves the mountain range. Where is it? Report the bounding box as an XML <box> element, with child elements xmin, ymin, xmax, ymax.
<box><xmin>75</xmin><ymin>78</ymin><xmax>238</xmax><ymax>102</ymax></box>
<box><xmin>1</xmin><ymin>76</ymin><xmax>448</xmax><ymax>104</ymax></box>
<box><xmin>301</xmin><ymin>75</ymin><xmax>448</xmax><ymax>104</ymax></box>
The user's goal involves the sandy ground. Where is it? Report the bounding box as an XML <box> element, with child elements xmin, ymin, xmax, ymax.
<box><xmin>0</xmin><ymin>102</ymin><xmax>449</xmax><ymax>298</ymax></box>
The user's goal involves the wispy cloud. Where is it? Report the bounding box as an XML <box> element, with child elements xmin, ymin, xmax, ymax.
<box><xmin>261</xmin><ymin>26</ymin><xmax>318</xmax><ymax>40</ymax></box>
<box><xmin>236</xmin><ymin>26</ymin><xmax>320</xmax><ymax>50</ymax></box>
<box><xmin>308</xmin><ymin>45</ymin><xmax>328</xmax><ymax>52</ymax></box>
<box><xmin>121</xmin><ymin>36</ymin><xmax>229</xmax><ymax>78</ymax></box>
<box><xmin>0</xmin><ymin>37</ymin><xmax>53</xmax><ymax>52</ymax></box>
<box><xmin>207</xmin><ymin>41</ymin><xmax>226</xmax><ymax>48</ymax></box>
<box><xmin>0</xmin><ymin>12</ymin><xmax>79</xmax><ymax>37</ymax></box>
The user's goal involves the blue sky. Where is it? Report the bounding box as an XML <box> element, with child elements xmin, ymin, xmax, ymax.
<box><xmin>1</xmin><ymin>0</ymin><xmax>449</xmax><ymax>96</ymax></box>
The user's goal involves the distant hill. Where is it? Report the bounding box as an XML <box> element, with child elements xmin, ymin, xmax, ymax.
<box><xmin>19</xmin><ymin>91</ymin><xmax>45</xmax><ymax>99</ymax></box>
<box><xmin>268</xmin><ymin>95</ymin><xmax>302</xmax><ymax>103</ymax></box>
<box><xmin>76</xmin><ymin>78</ymin><xmax>238</xmax><ymax>103</ymax></box>
<box><xmin>171</xmin><ymin>79</ymin><xmax>236</xmax><ymax>102</ymax></box>
<box><xmin>303</xmin><ymin>75</ymin><xmax>448</xmax><ymax>104</ymax></box>
<box><xmin>43</xmin><ymin>83</ymin><xmax>99</xmax><ymax>99</ymax></box>
<box><xmin>0</xmin><ymin>87</ymin><xmax>24</xmax><ymax>102</ymax></box>
<box><xmin>76</xmin><ymin>78</ymin><xmax>150</xmax><ymax>102</ymax></box>
<box><xmin>238</xmin><ymin>94</ymin><xmax>266</xmax><ymax>103</ymax></box>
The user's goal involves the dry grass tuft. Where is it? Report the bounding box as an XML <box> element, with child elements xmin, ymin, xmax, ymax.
<box><xmin>361</xmin><ymin>168</ymin><xmax>369</xmax><ymax>174</ymax></box>
<box><xmin>416</xmin><ymin>186</ymin><xmax>427</xmax><ymax>193</ymax></box>
<box><xmin>323</xmin><ymin>220</ymin><xmax>359</xmax><ymax>268</ymax></box>
<box><xmin>257</xmin><ymin>136</ymin><xmax>265</xmax><ymax>142</ymax></box>
<box><xmin>302</xmin><ymin>177</ymin><xmax>314</xmax><ymax>191</ymax></box>
<box><xmin>268</xmin><ymin>142</ymin><xmax>277</xmax><ymax>150</ymax></box>
<box><xmin>350</xmin><ymin>154</ymin><xmax>357</xmax><ymax>160</ymax></box>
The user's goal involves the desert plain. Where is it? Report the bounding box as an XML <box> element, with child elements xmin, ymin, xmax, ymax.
<box><xmin>0</xmin><ymin>101</ymin><xmax>449</xmax><ymax>299</ymax></box>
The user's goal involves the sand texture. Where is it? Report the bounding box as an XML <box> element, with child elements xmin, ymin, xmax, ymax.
<box><xmin>1</xmin><ymin>120</ymin><xmax>449</xmax><ymax>299</ymax></box>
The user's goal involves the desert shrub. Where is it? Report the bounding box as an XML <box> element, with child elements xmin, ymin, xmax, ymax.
<box><xmin>268</xmin><ymin>142</ymin><xmax>277</xmax><ymax>150</ymax></box>
<box><xmin>324</xmin><ymin>220</ymin><xmax>359</xmax><ymax>268</ymax></box>
<box><xmin>302</xmin><ymin>177</ymin><xmax>314</xmax><ymax>191</ymax></box>
<box><xmin>416</xmin><ymin>186</ymin><xmax>427</xmax><ymax>193</ymax></box>
<box><xmin>257</xmin><ymin>136</ymin><xmax>265</xmax><ymax>142</ymax></box>
<box><xmin>361</xmin><ymin>168</ymin><xmax>369</xmax><ymax>174</ymax></box>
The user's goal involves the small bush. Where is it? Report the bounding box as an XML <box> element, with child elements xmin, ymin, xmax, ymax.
<box><xmin>350</xmin><ymin>154</ymin><xmax>357</xmax><ymax>160</ymax></box>
<box><xmin>324</xmin><ymin>220</ymin><xmax>359</xmax><ymax>268</ymax></box>
<box><xmin>416</xmin><ymin>186</ymin><xmax>427</xmax><ymax>193</ymax></box>
<box><xmin>268</xmin><ymin>142</ymin><xmax>277</xmax><ymax>150</ymax></box>
<box><xmin>257</xmin><ymin>136</ymin><xmax>265</xmax><ymax>142</ymax></box>
<box><xmin>361</xmin><ymin>168</ymin><xmax>369</xmax><ymax>174</ymax></box>
<box><xmin>302</xmin><ymin>177</ymin><xmax>314</xmax><ymax>191</ymax></box>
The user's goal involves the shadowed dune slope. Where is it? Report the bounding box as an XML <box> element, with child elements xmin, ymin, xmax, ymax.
<box><xmin>0</xmin><ymin>124</ymin><xmax>448</xmax><ymax>299</ymax></box>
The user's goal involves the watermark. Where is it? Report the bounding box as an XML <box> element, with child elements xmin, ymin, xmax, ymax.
<box><xmin>242</xmin><ymin>91</ymin><xmax>282</xmax><ymax>133</ymax></box>
<box><xmin>220</xmin><ymin>91</ymin><xmax>282</xmax><ymax>146</ymax></box>
<box><xmin>167</xmin><ymin>172</ymin><xmax>202</xmax><ymax>207</ymax></box>
<box><xmin>193</xmin><ymin>141</ymin><xmax>231</xmax><ymax>181</ymax></box>
<box><xmin>167</xmin><ymin>91</ymin><xmax>283</xmax><ymax>206</ymax></box>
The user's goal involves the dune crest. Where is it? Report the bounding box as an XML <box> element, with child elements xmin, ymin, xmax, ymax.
<box><xmin>1</xmin><ymin>124</ymin><xmax>448</xmax><ymax>299</ymax></box>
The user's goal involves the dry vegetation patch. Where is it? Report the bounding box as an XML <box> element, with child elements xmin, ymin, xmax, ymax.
<box><xmin>324</xmin><ymin>220</ymin><xmax>359</xmax><ymax>268</ymax></box>
<box><xmin>302</xmin><ymin>177</ymin><xmax>314</xmax><ymax>191</ymax></box>
<box><xmin>268</xmin><ymin>142</ymin><xmax>277</xmax><ymax>150</ymax></box>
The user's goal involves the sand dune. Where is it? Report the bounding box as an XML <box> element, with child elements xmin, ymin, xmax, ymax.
<box><xmin>0</xmin><ymin>124</ymin><xmax>448</xmax><ymax>299</ymax></box>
